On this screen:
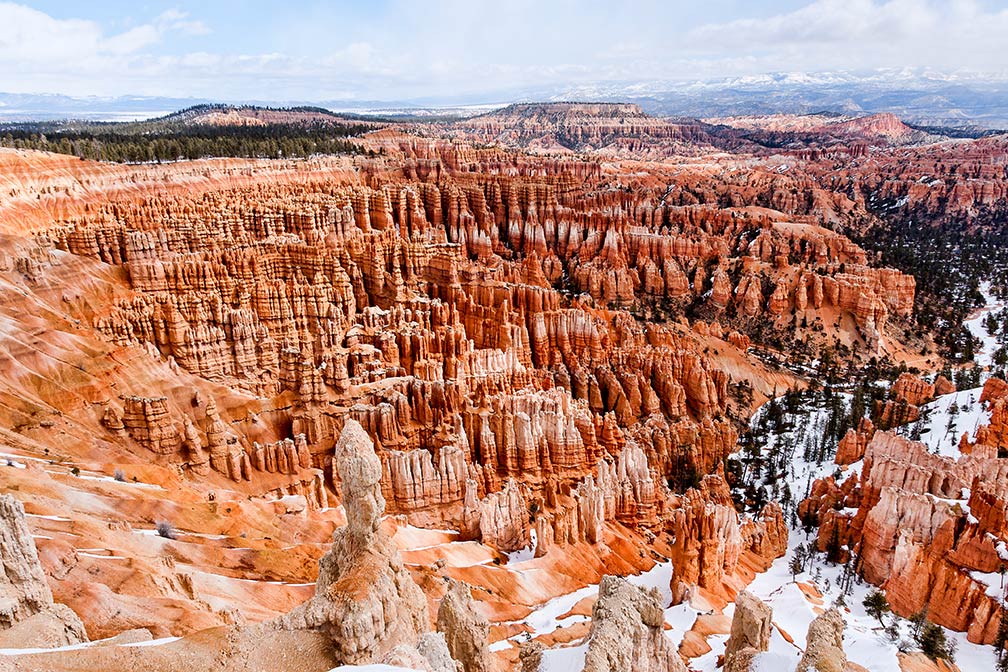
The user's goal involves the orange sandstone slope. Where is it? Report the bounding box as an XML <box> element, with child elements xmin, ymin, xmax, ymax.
<box><xmin>0</xmin><ymin>122</ymin><xmax>928</xmax><ymax>663</ymax></box>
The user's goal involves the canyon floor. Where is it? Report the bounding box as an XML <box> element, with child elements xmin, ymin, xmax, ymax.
<box><xmin>0</xmin><ymin>103</ymin><xmax>1006</xmax><ymax>672</ymax></box>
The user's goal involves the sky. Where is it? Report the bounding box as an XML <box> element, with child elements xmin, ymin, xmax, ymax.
<box><xmin>2</xmin><ymin>0</ymin><xmax>1008</xmax><ymax>102</ymax></box>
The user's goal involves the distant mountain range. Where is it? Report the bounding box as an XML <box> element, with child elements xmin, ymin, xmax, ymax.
<box><xmin>2</xmin><ymin>69</ymin><xmax>1007</xmax><ymax>129</ymax></box>
<box><xmin>557</xmin><ymin>70</ymin><xmax>1008</xmax><ymax>130</ymax></box>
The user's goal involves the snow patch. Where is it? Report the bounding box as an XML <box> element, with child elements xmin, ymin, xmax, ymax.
<box><xmin>505</xmin><ymin>527</ymin><xmax>538</xmax><ymax>564</ymax></box>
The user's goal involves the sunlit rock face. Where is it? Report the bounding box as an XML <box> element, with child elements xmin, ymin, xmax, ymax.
<box><xmin>802</xmin><ymin>376</ymin><xmax>1008</xmax><ymax>645</ymax></box>
<box><xmin>10</xmin><ymin>98</ymin><xmax>1007</xmax><ymax>670</ymax></box>
<box><xmin>275</xmin><ymin>419</ymin><xmax>430</xmax><ymax>663</ymax></box>
<box><xmin>581</xmin><ymin>575</ymin><xmax>687</xmax><ymax>672</ymax></box>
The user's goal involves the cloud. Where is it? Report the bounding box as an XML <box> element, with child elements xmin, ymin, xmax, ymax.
<box><xmin>0</xmin><ymin>1</ymin><xmax>1006</xmax><ymax>101</ymax></box>
<box><xmin>154</xmin><ymin>9</ymin><xmax>210</xmax><ymax>37</ymax></box>
<box><xmin>0</xmin><ymin>3</ymin><xmax>207</xmax><ymax>73</ymax></box>
<box><xmin>683</xmin><ymin>0</ymin><xmax>1008</xmax><ymax>73</ymax></box>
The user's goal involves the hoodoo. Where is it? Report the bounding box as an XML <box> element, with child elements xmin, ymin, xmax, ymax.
<box><xmin>0</xmin><ymin>16</ymin><xmax>1005</xmax><ymax>670</ymax></box>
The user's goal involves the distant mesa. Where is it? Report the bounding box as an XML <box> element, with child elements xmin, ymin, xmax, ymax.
<box><xmin>154</xmin><ymin>103</ymin><xmax>376</xmax><ymax>127</ymax></box>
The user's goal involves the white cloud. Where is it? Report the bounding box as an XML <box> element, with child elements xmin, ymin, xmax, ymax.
<box><xmin>154</xmin><ymin>9</ymin><xmax>210</xmax><ymax>37</ymax></box>
<box><xmin>0</xmin><ymin>3</ymin><xmax>208</xmax><ymax>76</ymax></box>
<box><xmin>0</xmin><ymin>1</ymin><xmax>1006</xmax><ymax>101</ymax></box>
<box><xmin>684</xmin><ymin>0</ymin><xmax>1008</xmax><ymax>73</ymax></box>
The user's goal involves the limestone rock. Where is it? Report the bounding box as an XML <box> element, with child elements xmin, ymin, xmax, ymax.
<box><xmin>417</xmin><ymin>632</ymin><xmax>463</xmax><ymax>672</ymax></box>
<box><xmin>436</xmin><ymin>580</ymin><xmax>493</xmax><ymax>672</ymax></box>
<box><xmin>581</xmin><ymin>575</ymin><xmax>686</xmax><ymax>672</ymax></box>
<box><xmin>796</xmin><ymin>608</ymin><xmax>847</xmax><ymax>672</ymax></box>
<box><xmin>0</xmin><ymin>494</ymin><xmax>88</xmax><ymax>648</ymax></box>
<box><xmin>275</xmin><ymin>420</ymin><xmax>429</xmax><ymax>664</ymax></box>
<box><xmin>724</xmin><ymin>590</ymin><xmax>772</xmax><ymax>666</ymax></box>
<box><xmin>120</xmin><ymin>395</ymin><xmax>180</xmax><ymax>455</ymax></box>
<box><xmin>381</xmin><ymin>644</ymin><xmax>433</xmax><ymax>671</ymax></box>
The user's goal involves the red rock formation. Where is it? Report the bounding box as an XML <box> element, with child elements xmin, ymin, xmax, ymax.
<box><xmin>276</xmin><ymin>420</ymin><xmax>430</xmax><ymax>663</ymax></box>
<box><xmin>934</xmin><ymin>375</ymin><xmax>956</xmax><ymax>397</ymax></box>
<box><xmin>0</xmin><ymin>116</ymin><xmax>943</xmax><ymax>655</ymax></box>
<box><xmin>890</xmin><ymin>373</ymin><xmax>936</xmax><ymax>407</ymax></box>
<box><xmin>120</xmin><ymin>395</ymin><xmax>181</xmax><ymax>455</ymax></box>
<box><xmin>976</xmin><ymin>377</ymin><xmax>1008</xmax><ymax>454</ymax></box>
<box><xmin>666</xmin><ymin>475</ymin><xmax>786</xmax><ymax>595</ymax></box>
<box><xmin>835</xmin><ymin>418</ymin><xmax>876</xmax><ymax>465</ymax></box>
<box><xmin>803</xmin><ymin>426</ymin><xmax>1008</xmax><ymax>644</ymax></box>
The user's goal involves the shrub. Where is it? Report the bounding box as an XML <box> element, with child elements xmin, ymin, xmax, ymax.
<box><xmin>155</xmin><ymin>521</ymin><xmax>177</xmax><ymax>540</ymax></box>
<box><xmin>113</xmin><ymin>468</ymin><xmax>126</xmax><ymax>482</ymax></box>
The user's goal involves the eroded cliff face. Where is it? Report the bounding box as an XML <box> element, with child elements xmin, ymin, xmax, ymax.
<box><xmin>0</xmin><ymin>108</ymin><xmax>956</xmax><ymax>668</ymax></box>
<box><xmin>0</xmin><ymin>142</ymin><xmax>844</xmax><ymax>557</ymax></box>
<box><xmin>723</xmin><ymin>590</ymin><xmax>772</xmax><ymax>671</ymax></box>
<box><xmin>0</xmin><ymin>142</ymin><xmax>823</xmax><ymax>657</ymax></box>
<box><xmin>801</xmin><ymin>377</ymin><xmax>1008</xmax><ymax>646</ymax></box>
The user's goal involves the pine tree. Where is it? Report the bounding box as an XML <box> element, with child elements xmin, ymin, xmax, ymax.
<box><xmin>863</xmin><ymin>589</ymin><xmax>891</xmax><ymax>624</ymax></box>
<box><xmin>996</xmin><ymin>607</ymin><xmax>1008</xmax><ymax>661</ymax></box>
<box><xmin>788</xmin><ymin>553</ymin><xmax>803</xmax><ymax>582</ymax></box>
<box><xmin>915</xmin><ymin>622</ymin><xmax>955</xmax><ymax>662</ymax></box>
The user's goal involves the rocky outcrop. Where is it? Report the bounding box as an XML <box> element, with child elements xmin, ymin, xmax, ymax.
<box><xmin>436</xmin><ymin>580</ymin><xmax>494</xmax><ymax>672</ymax></box>
<box><xmin>667</xmin><ymin>475</ymin><xmax>743</xmax><ymax>590</ymax></box>
<box><xmin>476</xmin><ymin>478</ymin><xmax>532</xmax><ymax>554</ymax></box>
<box><xmin>0</xmin><ymin>494</ymin><xmax>88</xmax><ymax>648</ymax></box>
<box><xmin>666</xmin><ymin>475</ymin><xmax>786</xmax><ymax>595</ymax></box>
<box><xmin>581</xmin><ymin>575</ymin><xmax>687</xmax><ymax>672</ymax></box>
<box><xmin>835</xmin><ymin>418</ymin><xmax>875</xmax><ymax>465</ymax></box>
<box><xmin>874</xmin><ymin>373</ymin><xmax>938</xmax><ymax>431</ymax></box>
<box><xmin>120</xmin><ymin>395</ymin><xmax>181</xmax><ymax>455</ymax></box>
<box><xmin>723</xmin><ymin>590</ymin><xmax>772</xmax><ymax>667</ymax></box>
<box><xmin>976</xmin><ymin>376</ymin><xmax>1008</xmax><ymax>454</ymax></box>
<box><xmin>417</xmin><ymin>632</ymin><xmax>463</xmax><ymax>672</ymax></box>
<box><xmin>796</xmin><ymin>608</ymin><xmax>847</xmax><ymax>672</ymax></box>
<box><xmin>890</xmin><ymin>373</ymin><xmax>935</xmax><ymax>407</ymax></box>
<box><xmin>275</xmin><ymin>420</ymin><xmax>429</xmax><ymax>663</ymax></box>
<box><xmin>803</xmin><ymin>418</ymin><xmax>1008</xmax><ymax>645</ymax></box>
<box><xmin>934</xmin><ymin>375</ymin><xmax>956</xmax><ymax>397</ymax></box>
<box><xmin>384</xmin><ymin>633</ymin><xmax>461</xmax><ymax>672</ymax></box>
